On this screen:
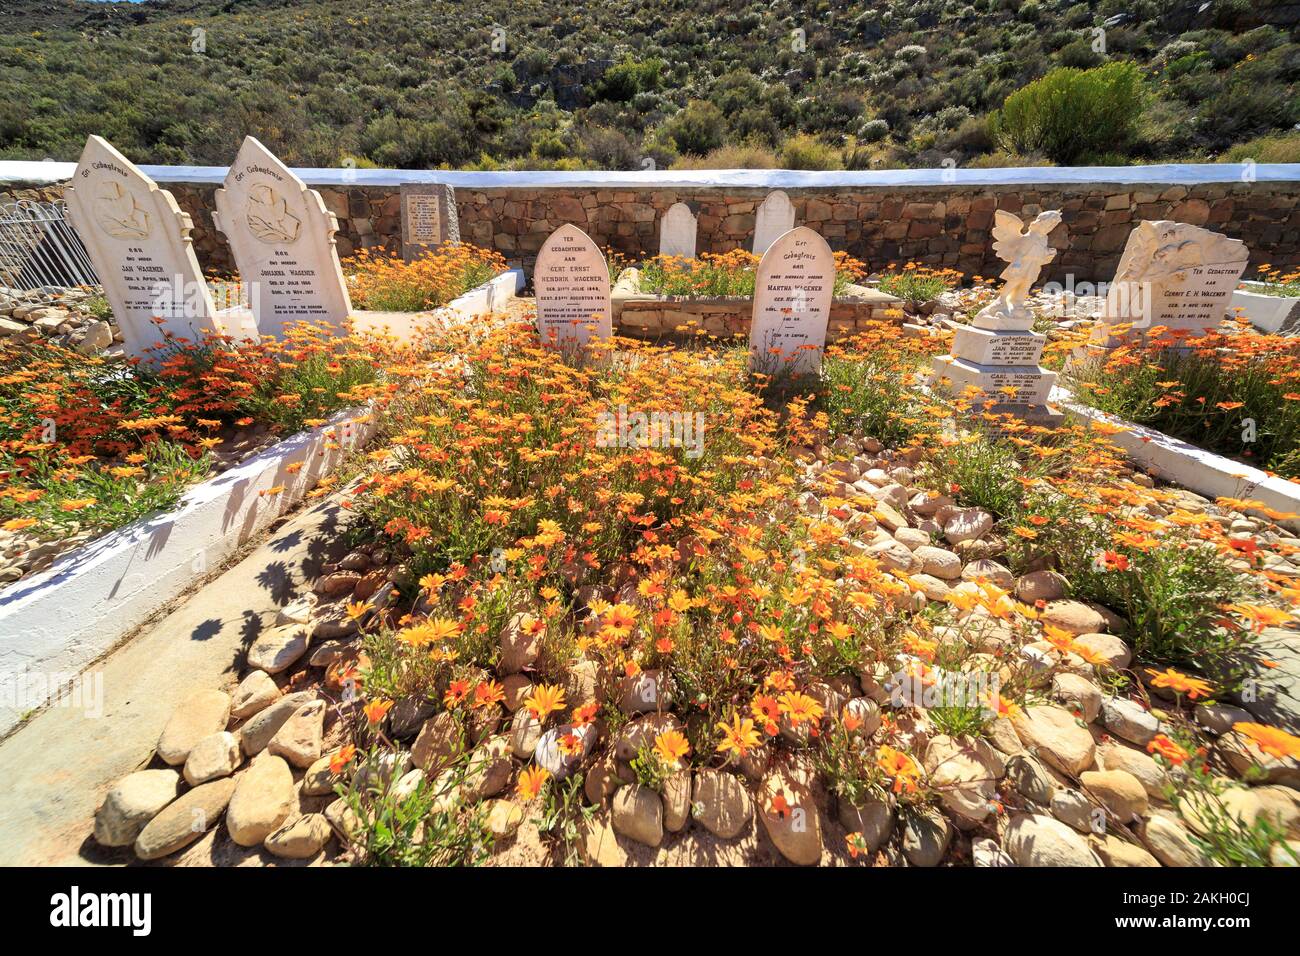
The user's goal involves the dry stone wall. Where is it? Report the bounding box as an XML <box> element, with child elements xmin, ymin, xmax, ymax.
<box><xmin>5</xmin><ymin>178</ymin><xmax>1299</xmax><ymax>282</ymax></box>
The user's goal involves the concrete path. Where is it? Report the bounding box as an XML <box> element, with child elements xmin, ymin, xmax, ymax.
<box><xmin>0</xmin><ymin>497</ymin><xmax>352</xmax><ymax>866</ymax></box>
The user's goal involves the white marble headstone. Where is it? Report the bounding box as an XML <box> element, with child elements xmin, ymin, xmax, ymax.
<box><xmin>749</xmin><ymin>226</ymin><xmax>835</xmax><ymax>376</ymax></box>
<box><xmin>534</xmin><ymin>224</ymin><xmax>612</xmax><ymax>346</ymax></box>
<box><xmin>213</xmin><ymin>137</ymin><xmax>353</xmax><ymax>338</ymax></box>
<box><xmin>64</xmin><ymin>135</ymin><xmax>219</xmax><ymax>363</ymax></box>
<box><xmin>658</xmin><ymin>202</ymin><xmax>697</xmax><ymax>259</ymax></box>
<box><xmin>1094</xmin><ymin>220</ymin><xmax>1249</xmax><ymax>346</ymax></box>
<box><xmin>752</xmin><ymin>190</ymin><xmax>795</xmax><ymax>255</ymax></box>
<box><xmin>930</xmin><ymin>207</ymin><xmax>1066</xmax><ymax>422</ymax></box>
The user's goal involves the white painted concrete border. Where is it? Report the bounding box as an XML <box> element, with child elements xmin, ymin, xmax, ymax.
<box><xmin>0</xmin><ymin>407</ymin><xmax>376</xmax><ymax>734</ymax></box>
<box><xmin>437</xmin><ymin>267</ymin><xmax>525</xmax><ymax>325</ymax></box>
<box><xmin>1052</xmin><ymin>386</ymin><xmax>1300</xmax><ymax>530</ymax></box>
<box><xmin>350</xmin><ymin>267</ymin><xmax>524</xmax><ymax>341</ymax></box>
<box><xmin>4</xmin><ymin>162</ymin><xmax>1298</xmax><ymax>190</ymax></box>
<box><xmin>1231</xmin><ymin>285</ymin><xmax>1300</xmax><ymax>335</ymax></box>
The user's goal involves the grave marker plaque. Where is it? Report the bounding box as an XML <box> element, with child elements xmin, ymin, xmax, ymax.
<box><xmin>64</xmin><ymin>135</ymin><xmax>219</xmax><ymax>363</ymax></box>
<box><xmin>534</xmin><ymin>224</ymin><xmax>612</xmax><ymax>346</ymax></box>
<box><xmin>749</xmin><ymin>226</ymin><xmax>835</xmax><ymax>376</ymax></box>
<box><xmin>400</xmin><ymin>183</ymin><xmax>460</xmax><ymax>260</ymax></box>
<box><xmin>213</xmin><ymin>137</ymin><xmax>353</xmax><ymax>338</ymax></box>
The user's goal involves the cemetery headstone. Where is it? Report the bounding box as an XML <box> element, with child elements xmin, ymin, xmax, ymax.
<box><xmin>213</xmin><ymin>136</ymin><xmax>353</xmax><ymax>338</ymax></box>
<box><xmin>64</xmin><ymin>135</ymin><xmax>219</xmax><ymax>364</ymax></box>
<box><xmin>749</xmin><ymin>226</ymin><xmax>835</xmax><ymax>377</ymax></box>
<box><xmin>752</xmin><ymin>190</ymin><xmax>795</xmax><ymax>255</ymax></box>
<box><xmin>534</xmin><ymin>224</ymin><xmax>612</xmax><ymax>347</ymax></box>
<box><xmin>400</xmin><ymin>183</ymin><xmax>461</xmax><ymax>261</ymax></box>
<box><xmin>1091</xmin><ymin>220</ymin><xmax>1248</xmax><ymax>347</ymax></box>
<box><xmin>932</xmin><ymin>209</ymin><xmax>1064</xmax><ymax>423</ymax></box>
<box><xmin>658</xmin><ymin>202</ymin><xmax>697</xmax><ymax>259</ymax></box>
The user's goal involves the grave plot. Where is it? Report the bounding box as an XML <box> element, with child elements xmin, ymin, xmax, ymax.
<box><xmin>3</xmin><ymin>158</ymin><xmax>1298</xmax><ymax>873</ymax></box>
<box><xmin>1231</xmin><ymin>265</ymin><xmax>1300</xmax><ymax>337</ymax></box>
<box><xmin>1044</xmin><ymin>223</ymin><xmax>1300</xmax><ymax>504</ymax></box>
<box><xmin>344</xmin><ymin>242</ymin><xmax>520</xmax><ymax>340</ymax></box>
<box><xmin>610</xmin><ymin>248</ymin><xmax>902</xmax><ymax>342</ymax></box>
<box><xmin>72</xmin><ymin>299</ymin><xmax>1300</xmax><ymax>870</ymax></box>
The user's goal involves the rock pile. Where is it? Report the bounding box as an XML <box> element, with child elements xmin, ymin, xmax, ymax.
<box><xmin>89</xmin><ymin>435</ymin><xmax>1300</xmax><ymax>868</ymax></box>
<box><xmin>0</xmin><ymin>286</ymin><xmax>120</xmax><ymax>354</ymax></box>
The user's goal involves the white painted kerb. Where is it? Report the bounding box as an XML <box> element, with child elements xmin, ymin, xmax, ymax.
<box><xmin>438</xmin><ymin>268</ymin><xmax>525</xmax><ymax>325</ymax></box>
<box><xmin>0</xmin><ymin>407</ymin><xmax>375</xmax><ymax>734</ymax></box>
<box><xmin>350</xmin><ymin>267</ymin><xmax>524</xmax><ymax>341</ymax></box>
<box><xmin>1052</xmin><ymin>386</ymin><xmax>1300</xmax><ymax>531</ymax></box>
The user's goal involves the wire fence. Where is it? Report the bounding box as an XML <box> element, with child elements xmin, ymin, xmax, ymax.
<box><xmin>0</xmin><ymin>200</ymin><xmax>100</xmax><ymax>307</ymax></box>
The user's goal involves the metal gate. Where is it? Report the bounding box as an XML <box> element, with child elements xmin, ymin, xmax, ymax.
<box><xmin>0</xmin><ymin>200</ymin><xmax>99</xmax><ymax>306</ymax></box>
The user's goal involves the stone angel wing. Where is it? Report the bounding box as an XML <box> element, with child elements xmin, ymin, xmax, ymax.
<box><xmin>989</xmin><ymin>210</ymin><xmax>1026</xmax><ymax>261</ymax></box>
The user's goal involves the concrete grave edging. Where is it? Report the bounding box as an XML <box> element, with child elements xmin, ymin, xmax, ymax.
<box><xmin>1052</xmin><ymin>386</ymin><xmax>1300</xmax><ymax>532</ymax></box>
<box><xmin>0</xmin><ymin>406</ymin><xmax>376</xmax><ymax>735</ymax></box>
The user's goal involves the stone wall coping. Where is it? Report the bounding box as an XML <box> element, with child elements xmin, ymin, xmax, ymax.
<box><xmin>5</xmin><ymin>161</ymin><xmax>1299</xmax><ymax>190</ymax></box>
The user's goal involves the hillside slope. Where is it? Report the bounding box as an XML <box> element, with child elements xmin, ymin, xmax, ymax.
<box><xmin>0</xmin><ymin>0</ymin><xmax>1297</xmax><ymax>169</ymax></box>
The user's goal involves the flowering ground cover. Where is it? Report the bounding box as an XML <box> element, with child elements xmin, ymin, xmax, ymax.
<box><xmin>114</xmin><ymin>311</ymin><xmax>1300</xmax><ymax>868</ymax></box>
<box><xmin>345</xmin><ymin>244</ymin><xmax>507</xmax><ymax>312</ymax></box>
<box><xmin>629</xmin><ymin>249</ymin><xmax>867</xmax><ymax>298</ymax></box>
<box><xmin>1063</xmin><ymin>320</ymin><xmax>1300</xmax><ymax>480</ymax></box>
<box><xmin>874</xmin><ymin>263</ymin><xmax>966</xmax><ymax>306</ymax></box>
<box><xmin>1244</xmin><ymin>265</ymin><xmax>1300</xmax><ymax>298</ymax></box>
<box><xmin>0</xmin><ymin>321</ymin><xmax>401</xmax><ymax>584</ymax></box>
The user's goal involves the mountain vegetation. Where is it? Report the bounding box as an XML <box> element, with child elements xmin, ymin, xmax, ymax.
<box><xmin>1</xmin><ymin>0</ymin><xmax>1297</xmax><ymax>169</ymax></box>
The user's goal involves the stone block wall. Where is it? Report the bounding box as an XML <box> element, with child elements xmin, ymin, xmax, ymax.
<box><xmin>615</xmin><ymin>295</ymin><xmax>905</xmax><ymax>341</ymax></box>
<box><xmin>6</xmin><ymin>177</ymin><xmax>1299</xmax><ymax>284</ymax></box>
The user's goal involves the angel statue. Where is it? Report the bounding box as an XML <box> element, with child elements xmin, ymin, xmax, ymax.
<box><xmin>974</xmin><ymin>209</ymin><xmax>1063</xmax><ymax>328</ymax></box>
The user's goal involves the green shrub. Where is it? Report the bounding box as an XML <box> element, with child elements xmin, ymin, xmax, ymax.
<box><xmin>666</xmin><ymin>100</ymin><xmax>727</xmax><ymax>156</ymax></box>
<box><xmin>670</xmin><ymin>142</ymin><xmax>779</xmax><ymax>169</ymax></box>
<box><xmin>1221</xmin><ymin>132</ymin><xmax>1300</xmax><ymax>164</ymax></box>
<box><xmin>593</xmin><ymin>57</ymin><xmax>665</xmax><ymax>102</ymax></box>
<box><xmin>779</xmin><ymin>133</ymin><xmax>844</xmax><ymax>170</ymax></box>
<box><xmin>993</xmin><ymin>61</ymin><xmax>1146</xmax><ymax>163</ymax></box>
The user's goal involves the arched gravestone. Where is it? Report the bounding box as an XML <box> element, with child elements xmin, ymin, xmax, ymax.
<box><xmin>749</xmin><ymin>226</ymin><xmax>835</xmax><ymax>376</ymax></box>
<box><xmin>214</xmin><ymin>137</ymin><xmax>353</xmax><ymax>338</ymax></box>
<box><xmin>752</xmin><ymin>190</ymin><xmax>795</xmax><ymax>255</ymax></box>
<box><xmin>64</xmin><ymin>135</ymin><xmax>219</xmax><ymax>363</ymax></box>
<box><xmin>534</xmin><ymin>224</ymin><xmax>612</xmax><ymax>346</ymax></box>
<box><xmin>658</xmin><ymin>202</ymin><xmax>697</xmax><ymax>259</ymax></box>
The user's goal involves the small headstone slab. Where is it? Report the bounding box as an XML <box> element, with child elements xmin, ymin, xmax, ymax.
<box><xmin>749</xmin><ymin>226</ymin><xmax>835</xmax><ymax>376</ymax></box>
<box><xmin>534</xmin><ymin>224</ymin><xmax>612</xmax><ymax>347</ymax></box>
<box><xmin>1096</xmin><ymin>220</ymin><xmax>1248</xmax><ymax>345</ymax></box>
<box><xmin>64</xmin><ymin>135</ymin><xmax>218</xmax><ymax>363</ymax></box>
<box><xmin>658</xmin><ymin>202</ymin><xmax>697</xmax><ymax>259</ymax></box>
<box><xmin>752</xmin><ymin>190</ymin><xmax>795</xmax><ymax>255</ymax></box>
<box><xmin>400</xmin><ymin>183</ymin><xmax>460</xmax><ymax>260</ymax></box>
<box><xmin>950</xmin><ymin>323</ymin><xmax>1046</xmax><ymax>366</ymax></box>
<box><xmin>214</xmin><ymin>137</ymin><xmax>353</xmax><ymax>338</ymax></box>
<box><xmin>931</xmin><ymin>355</ymin><xmax>1058</xmax><ymax>406</ymax></box>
